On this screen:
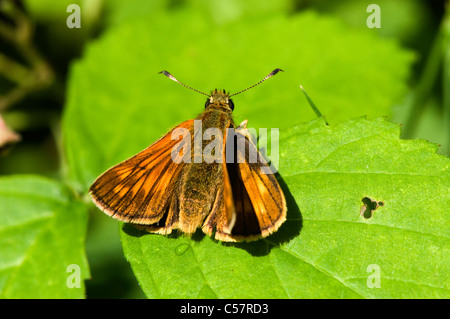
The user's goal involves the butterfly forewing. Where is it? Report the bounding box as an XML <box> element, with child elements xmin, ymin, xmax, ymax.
<box><xmin>237</xmin><ymin>133</ymin><xmax>286</xmax><ymax>238</ymax></box>
<box><xmin>89</xmin><ymin>119</ymin><xmax>194</xmax><ymax>225</ymax></box>
<box><xmin>230</xmin><ymin>129</ymin><xmax>286</xmax><ymax>240</ymax></box>
<box><xmin>205</xmin><ymin>124</ymin><xmax>287</xmax><ymax>242</ymax></box>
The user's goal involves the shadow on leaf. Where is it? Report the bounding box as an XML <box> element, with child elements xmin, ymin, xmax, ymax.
<box><xmin>122</xmin><ymin>222</ymin><xmax>205</xmax><ymax>242</ymax></box>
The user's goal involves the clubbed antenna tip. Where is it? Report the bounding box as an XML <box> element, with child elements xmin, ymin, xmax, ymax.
<box><xmin>229</xmin><ymin>68</ymin><xmax>284</xmax><ymax>97</ymax></box>
<box><xmin>159</xmin><ymin>70</ymin><xmax>209</xmax><ymax>97</ymax></box>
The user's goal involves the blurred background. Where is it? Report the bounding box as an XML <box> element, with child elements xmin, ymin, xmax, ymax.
<box><xmin>0</xmin><ymin>0</ymin><xmax>448</xmax><ymax>298</ymax></box>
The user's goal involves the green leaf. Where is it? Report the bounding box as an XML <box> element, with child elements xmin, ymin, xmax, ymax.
<box><xmin>63</xmin><ymin>10</ymin><xmax>413</xmax><ymax>192</ymax></box>
<box><xmin>105</xmin><ymin>0</ymin><xmax>294</xmax><ymax>27</ymax></box>
<box><xmin>119</xmin><ymin>117</ymin><xmax>449</xmax><ymax>298</ymax></box>
<box><xmin>61</xmin><ymin>6</ymin><xmax>430</xmax><ymax>298</ymax></box>
<box><xmin>0</xmin><ymin>176</ymin><xmax>89</xmax><ymax>298</ymax></box>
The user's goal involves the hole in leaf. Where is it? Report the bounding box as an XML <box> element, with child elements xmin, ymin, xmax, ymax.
<box><xmin>360</xmin><ymin>197</ymin><xmax>384</xmax><ymax>219</ymax></box>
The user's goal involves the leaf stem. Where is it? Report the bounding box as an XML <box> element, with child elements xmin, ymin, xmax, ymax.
<box><xmin>299</xmin><ymin>85</ymin><xmax>329</xmax><ymax>125</ymax></box>
<box><xmin>442</xmin><ymin>2</ymin><xmax>450</xmax><ymax>155</ymax></box>
<box><xmin>0</xmin><ymin>1</ymin><xmax>54</xmax><ymax>112</ymax></box>
<box><xmin>402</xmin><ymin>13</ymin><xmax>445</xmax><ymax>138</ymax></box>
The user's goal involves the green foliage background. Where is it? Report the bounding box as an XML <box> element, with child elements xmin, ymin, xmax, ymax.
<box><xmin>0</xmin><ymin>0</ymin><xmax>448</xmax><ymax>298</ymax></box>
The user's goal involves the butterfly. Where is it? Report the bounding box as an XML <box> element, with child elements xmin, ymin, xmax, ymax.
<box><xmin>89</xmin><ymin>69</ymin><xmax>287</xmax><ymax>242</ymax></box>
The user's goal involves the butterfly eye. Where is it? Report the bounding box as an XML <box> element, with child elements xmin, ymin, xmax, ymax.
<box><xmin>228</xmin><ymin>99</ymin><xmax>234</xmax><ymax>111</ymax></box>
<box><xmin>205</xmin><ymin>100</ymin><xmax>211</xmax><ymax>109</ymax></box>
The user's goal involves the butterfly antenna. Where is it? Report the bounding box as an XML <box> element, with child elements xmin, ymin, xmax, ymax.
<box><xmin>229</xmin><ymin>68</ymin><xmax>284</xmax><ymax>97</ymax></box>
<box><xmin>159</xmin><ymin>70</ymin><xmax>210</xmax><ymax>97</ymax></box>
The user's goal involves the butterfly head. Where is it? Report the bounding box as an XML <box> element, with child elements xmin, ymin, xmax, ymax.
<box><xmin>205</xmin><ymin>89</ymin><xmax>234</xmax><ymax>111</ymax></box>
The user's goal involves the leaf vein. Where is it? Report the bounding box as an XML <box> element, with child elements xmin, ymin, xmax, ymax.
<box><xmin>277</xmin><ymin>247</ymin><xmax>365</xmax><ymax>298</ymax></box>
<box><xmin>302</xmin><ymin>218</ymin><xmax>449</xmax><ymax>239</ymax></box>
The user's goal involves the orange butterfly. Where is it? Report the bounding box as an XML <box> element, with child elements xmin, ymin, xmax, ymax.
<box><xmin>90</xmin><ymin>69</ymin><xmax>286</xmax><ymax>242</ymax></box>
